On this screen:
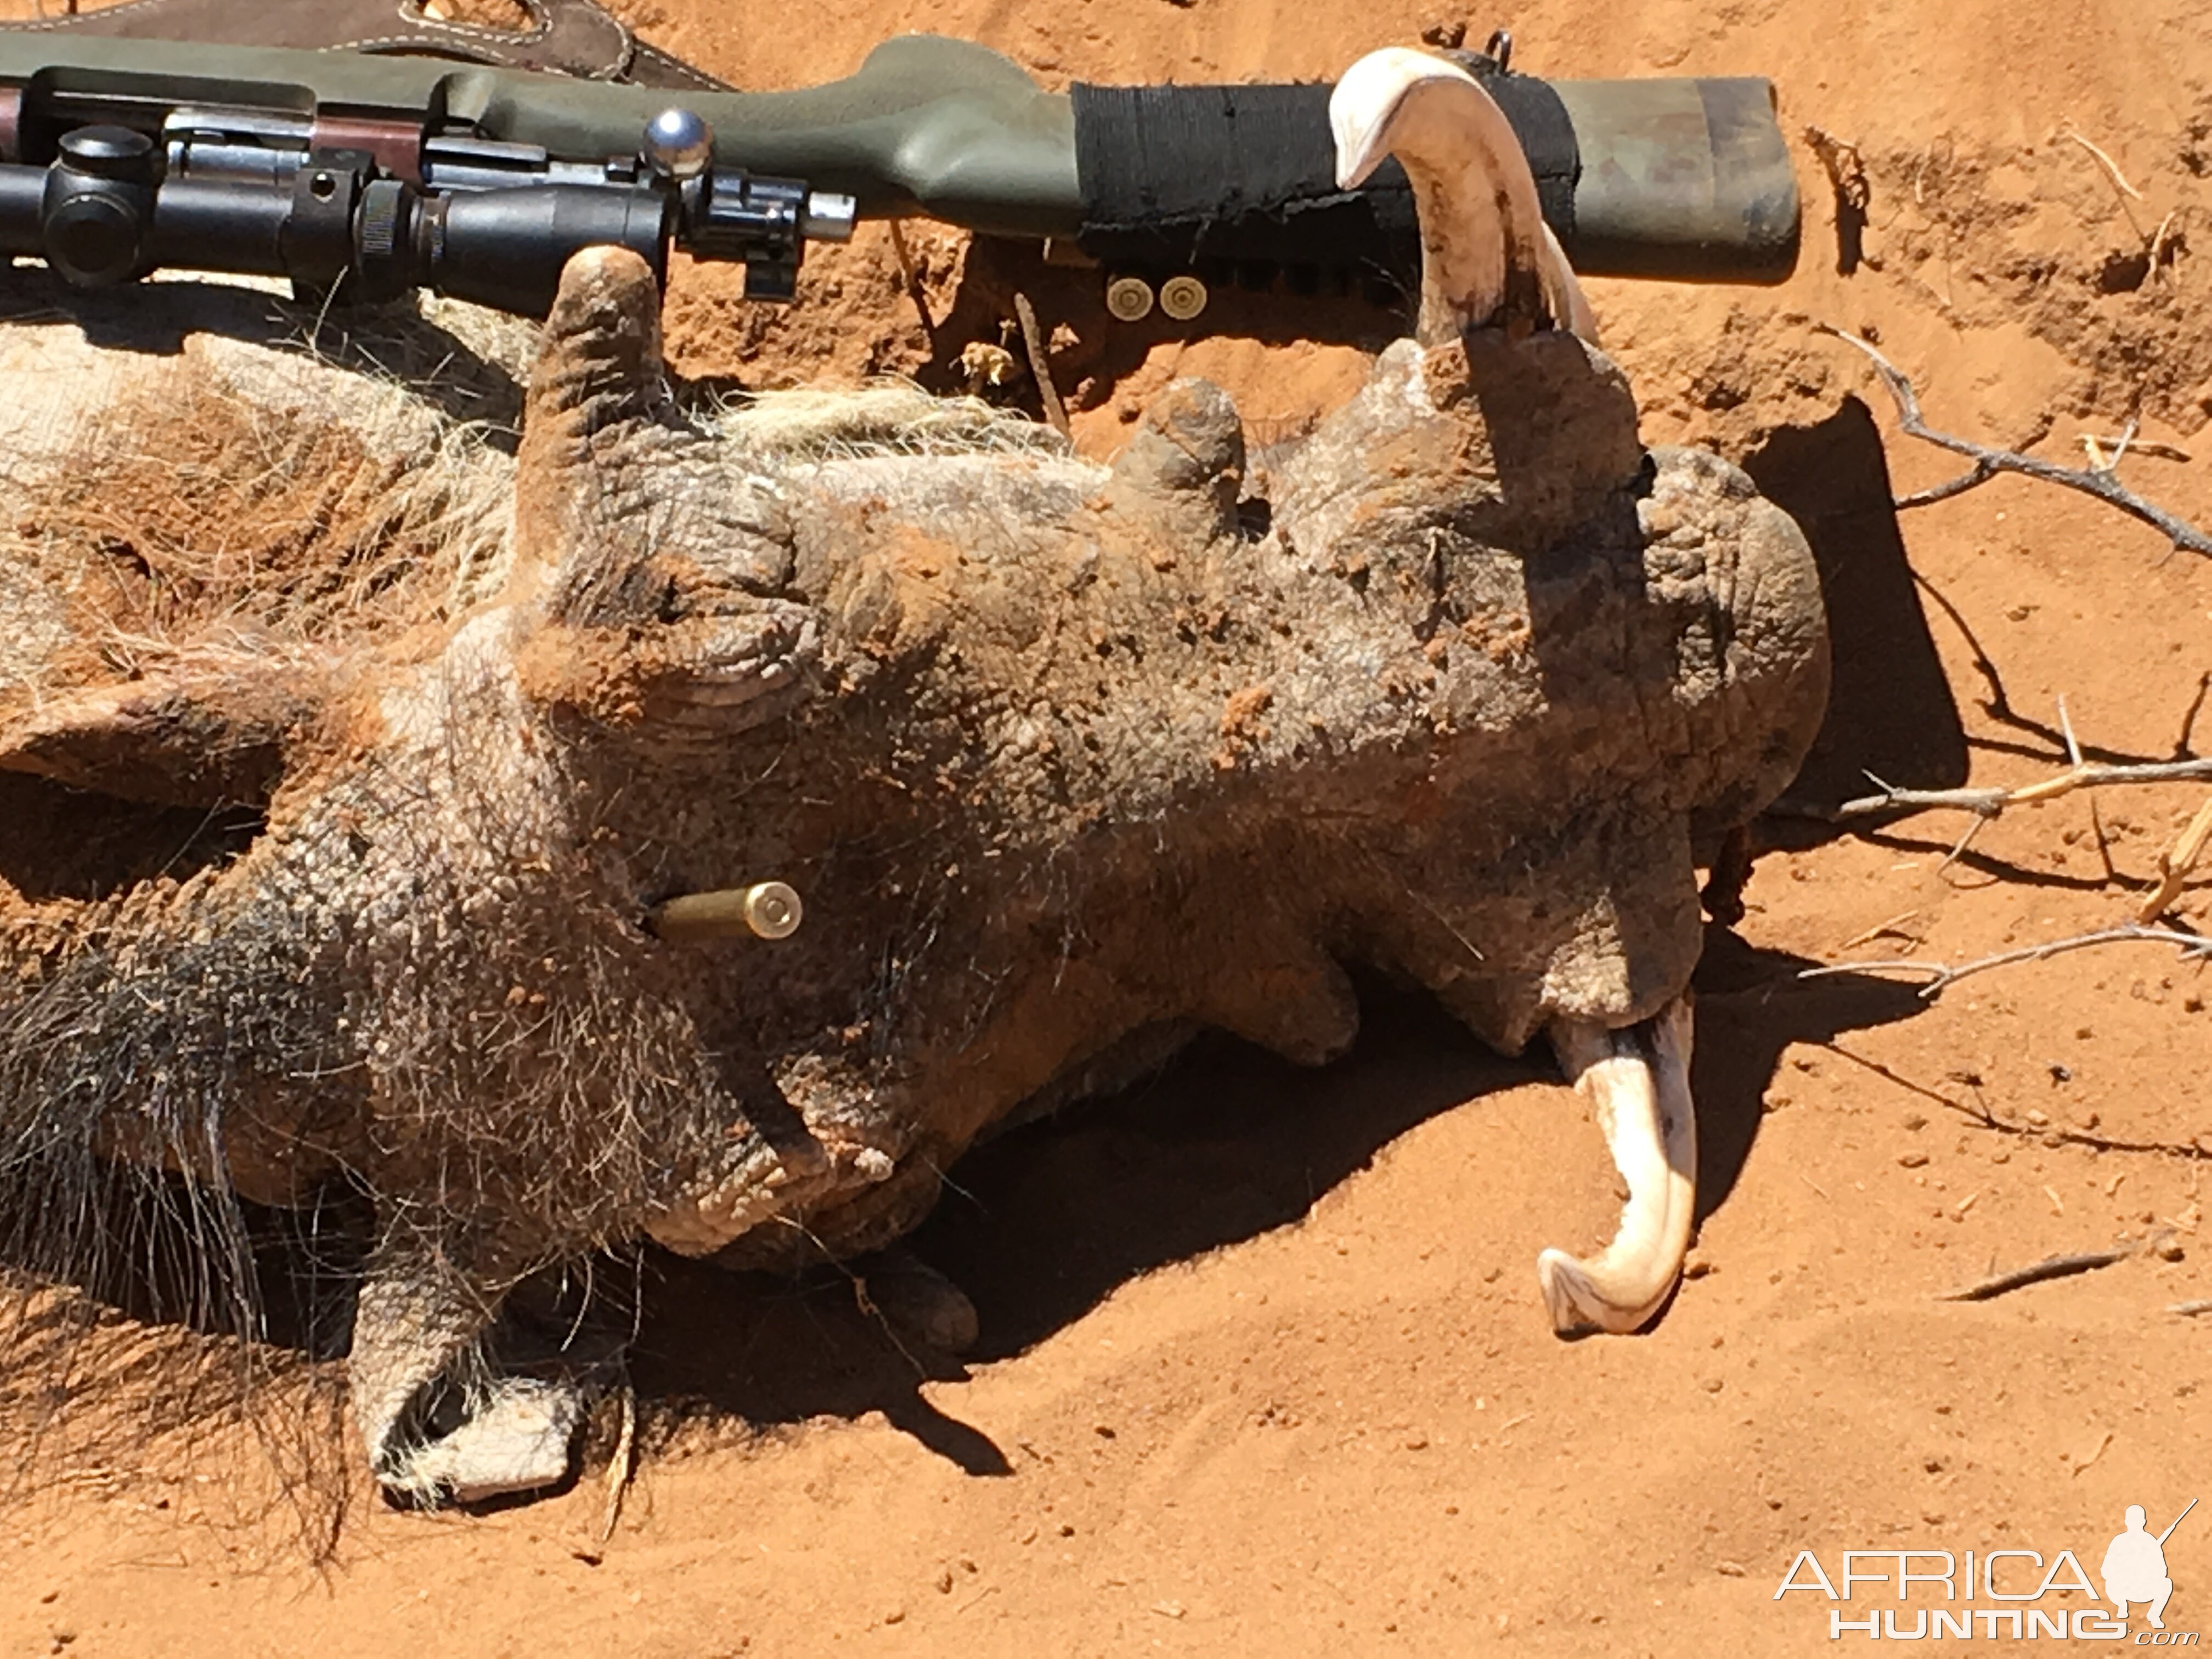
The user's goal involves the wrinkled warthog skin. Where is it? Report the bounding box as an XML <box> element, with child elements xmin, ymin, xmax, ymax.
<box><xmin>0</xmin><ymin>250</ymin><xmax>1826</xmax><ymax>1502</ymax></box>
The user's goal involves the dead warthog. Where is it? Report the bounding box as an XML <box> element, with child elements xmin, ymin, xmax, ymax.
<box><xmin>0</xmin><ymin>87</ymin><xmax>1826</xmax><ymax>1497</ymax></box>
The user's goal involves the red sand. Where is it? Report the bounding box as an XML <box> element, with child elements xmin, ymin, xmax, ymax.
<box><xmin>2</xmin><ymin>0</ymin><xmax>2209</xmax><ymax>1652</ymax></box>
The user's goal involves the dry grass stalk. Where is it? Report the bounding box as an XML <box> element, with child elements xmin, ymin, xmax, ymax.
<box><xmin>1837</xmin><ymin>909</ymin><xmax>1923</xmax><ymax>951</ymax></box>
<box><xmin>2080</xmin><ymin>432</ymin><xmax>2191</xmax><ymax>465</ymax></box>
<box><xmin>2138</xmin><ymin>794</ymin><xmax>2212</xmax><ymax>921</ymax></box>
<box><xmin>2148</xmin><ymin>208</ymin><xmax>2188</xmax><ymax>279</ymax></box>
<box><xmin>2057</xmin><ymin>129</ymin><xmax>2142</xmax><ymax>199</ymax></box>
<box><xmin>598</xmin><ymin>1384</ymin><xmax>637</xmax><ymax>1545</ymax></box>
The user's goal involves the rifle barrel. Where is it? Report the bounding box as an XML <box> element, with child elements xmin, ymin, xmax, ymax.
<box><xmin>2157</xmin><ymin>1497</ymin><xmax>2198</xmax><ymax>1545</ymax></box>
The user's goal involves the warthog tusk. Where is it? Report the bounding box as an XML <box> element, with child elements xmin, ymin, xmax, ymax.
<box><xmin>650</xmin><ymin>881</ymin><xmax>804</xmax><ymax>943</ymax></box>
<box><xmin>1537</xmin><ymin>993</ymin><xmax>1696</xmax><ymax>1335</ymax></box>
<box><xmin>1328</xmin><ymin>46</ymin><xmax>1598</xmax><ymax>346</ymax></box>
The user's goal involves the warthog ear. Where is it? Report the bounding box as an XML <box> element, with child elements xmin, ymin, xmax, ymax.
<box><xmin>0</xmin><ymin>653</ymin><xmax>317</xmax><ymax>808</ymax></box>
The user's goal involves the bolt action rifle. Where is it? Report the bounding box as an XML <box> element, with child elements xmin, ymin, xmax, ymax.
<box><xmin>0</xmin><ymin>0</ymin><xmax>1799</xmax><ymax>323</ymax></box>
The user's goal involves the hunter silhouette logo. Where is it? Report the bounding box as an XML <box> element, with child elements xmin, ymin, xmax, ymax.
<box><xmin>2106</xmin><ymin>1502</ymin><xmax>2194</xmax><ymax>1631</ymax></box>
<box><xmin>1773</xmin><ymin>1499</ymin><xmax>2199</xmax><ymax>1641</ymax></box>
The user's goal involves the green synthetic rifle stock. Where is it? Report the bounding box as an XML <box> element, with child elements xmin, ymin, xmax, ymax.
<box><xmin>0</xmin><ymin>31</ymin><xmax>1799</xmax><ymax>320</ymax></box>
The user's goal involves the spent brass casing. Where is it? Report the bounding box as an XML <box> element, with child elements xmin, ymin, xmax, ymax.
<box><xmin>650</xmin><ymin>882</ymin><xmax>804</xmax><ymax>943</ymax></box>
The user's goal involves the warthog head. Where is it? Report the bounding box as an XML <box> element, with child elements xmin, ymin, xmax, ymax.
<box><xmin>0</xmin><ymin>57</ymin><xmax>1826</xmax><ymax>1501</ymax></box>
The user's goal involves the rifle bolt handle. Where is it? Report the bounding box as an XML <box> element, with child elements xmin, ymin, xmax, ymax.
<box><xmin>59</xmin><ymin>125</ymin><xmax>157</xmax><ymax>185</ymax></box>
<box><xmin>44</xmin><ymin>126</ymin><xmax>157</xmax><ymax>289</ymax></box>
<box><xmin>643</xmin><ymin>107</ymin><xmax>713</xmax><ymax>180</ymax></box>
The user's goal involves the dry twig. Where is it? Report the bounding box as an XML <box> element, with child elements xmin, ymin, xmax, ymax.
<box><xmin>2069</xmin><ymin>1428</ymin><xmax>2115</xmax><ymax>1475</ymax></box>
<box><xmin>1823</xmin><ymin>1042</ymin><xmax>2212</xmax><ymax>1160</ymax></box>
<box><xmin>1833</xmin><ymin>756</ymin><xmax>2212</xmax><ymax>822</ymax></box>
<box><xmin>1805</xmin><ymin>127</ymin><xmax>1871</xmax><ymax>211</ymax></box>
<box><xmin>1805</xmin><ymin>922</ymin><xmax>2212</xmax><ymax>999</ymax></box>
<box><xmin>1943</xmin><ymin>1091</ymin><xmax>2212</xmax><ymax>1161</ymax></box>
<box><xmin>1819</xmin><ymin>326</ymin><xmax>2212</xmax><ymax>556</ymax></box>
<box><xmin>1012</xmin><ymin>292</ymin><xmax>1070</xmax><ymax>440</ymax></box>
<box><xmin>1939</xmin><ymin>1242</ymin><xmax>2137</xmax><ymax>1301</ymax></box>
<box><xmin>884</xmin><ymin>220</ymin><xmax>938</xmax><ymax>347</ymax></box>
<box><xmin>1804</xmin><ymin>127</ymin><xmax>1875</xmax><ymax>274</ymax></box>
<box><xmin>1807</xmin><ymin>695</ymin><xmax>2211</xmax><ymax>909</ymax></box>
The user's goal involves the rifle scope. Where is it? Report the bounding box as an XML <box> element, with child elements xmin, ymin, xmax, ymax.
<box><xmin>0</xmin><ymin>102</ymin><xmax>856</xmax><ymax>313</ymax></box>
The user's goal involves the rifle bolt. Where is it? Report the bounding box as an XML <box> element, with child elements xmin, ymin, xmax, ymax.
<box><xmin>1105</xmin><ymin>275</ymin><xmax>1155</xmax><ymax>322</ymax></box>
<box><xmin>1159</xmin><ymin>274</ymin><xmax>1209</xmax><ymax>321</ymax></box>
<box><xmin>643</xmin><ymin>107</ymin><xmax>714</xmax><ymax>180</ymax></box>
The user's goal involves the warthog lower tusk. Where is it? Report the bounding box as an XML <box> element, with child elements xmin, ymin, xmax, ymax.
<box><xmin>1537</xmin><ymin>993</ymin><xmax>1696</xmax><ymax>1335</ymax></box>
<box><xmin>650</xmin><ymin>881</ymin><xmax>804</xmax><ymax>943</ymax></box>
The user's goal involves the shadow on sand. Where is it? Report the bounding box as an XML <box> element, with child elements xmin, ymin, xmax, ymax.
<box><xmin>627</xmin><ymin>948</ymin><xmax>1927</xmax><ymax>1474</ymax></box>
<box><xmin>1744</xmin><ymin>394</ymin><xmax>1970</xmax><ymax>817</ymax></box>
